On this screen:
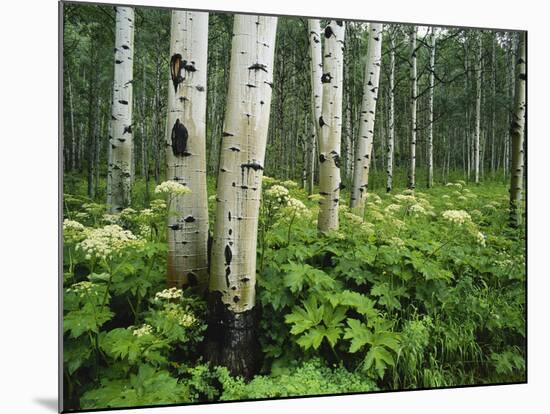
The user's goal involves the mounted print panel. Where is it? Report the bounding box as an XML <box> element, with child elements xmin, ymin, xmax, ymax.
<box><xmin>60</xmin><ymin>0</ymin><xmax>527</xmax><ymax>412</ymax></box>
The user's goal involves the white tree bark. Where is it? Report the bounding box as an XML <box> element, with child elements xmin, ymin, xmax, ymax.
<box><xmin>474</xmin><ymin>33</ymin><xmax>482</xmax><ymax>184</ymax></box>
<box><xmin>509</xmin><ymin>32</ymin><xmax>526</xmax><ymax>227</ymax></box>
<box><xmin>317</xmin><ymin>20</ymin><xmax>345</xmax><ymax>232</ymax></box>
<box><xmin>408</xmin><ymin>26</ymin><xmax>417</xmax><ymax>190</ymax></box>
<box><xmin>427</xmin><ymin>27</ymin><xmax>436</xmax><ymax>188</ymax></box>
<box><xmin>165</xmin><ymin>11</ymin><xmax>209</xmax><ymax>290</ymax></box>
<box><xmin>386</xmin><ymin>34</ymin><xmax>395</xmax><ymax>193</ymax></box>
<box><xmin>350</xmin><ymin>23</ymin><xmax>382</xmax><ymax>215</ymax></box>
<box><xmin>210</xmin><ymin>14</ymin><xmax>278</xmax><ymax>313</ymax></box>
<box><xmin>308</xmin><ymin>19</ymin><xmax>323</xmax><ymax>195</ymax></box>
<box><xmin>107</xmin><ymin>7</ymin><xmax>135</xmax><ymax>212</ymax></box>
<box><xmin>67</xmin><ymin>69</ymin><xmax>76</xmax><ymax>171</ymax></box>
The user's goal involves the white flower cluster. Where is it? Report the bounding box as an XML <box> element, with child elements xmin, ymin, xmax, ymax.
<box><xmin>154</xmin><ymin>287</ymin><xmax>183</xmax><ymax>301</ymax></box>
<box><xmin>368</xmin><ymin>210</ymin><xmax>385</xmax><ymax>221</ymax></box>
<box><xmin>442</xmin><ymin>210</ymin><xmax>472</xmax><ymax>226</ymax></box>
<box><xmin>133</xmin><ymin>324</ymin><xmax>154</xmax><ymax>337</ymax></box>
<box><xmin>265</xmin><ymin>184</ymin><xmax>289</xmax><ymax>199</ymax></box>
<box><xmin>286</xmin><ymin>197</ymin><xmax>310</xmax><ymax>218</ymax></box>
<box><xmin>457</xmin><ymin>195</ymin><xmax>467</xmax><ymax>201</ymax></box>
<box><xmin>155</xmin><ymin>181</ymin><xmax>192</xmax><ymax>196</ymax></box>
<box><xmin>409</xmin><ymin>203</ymin><xmax>426</xmax><ymax>216</ymax></box>
<box><xmin>63</xmin><ymin>219</ymin><xmax>87</xmax><ymax>243</ymax></box>
<box><xmin>385</xmin><ymin>204</ymin><xmax>402</xmax><ymax>214</ymax></box>
<box><xmin>150</xmin><ymin>199</ymin><xmax>167</xmax><ymax>212</ymax></box>
<box><xmin>77</xmin><ymin>224</ymin><xmax>139</xmax><ymax>261</ymax></box>
<box><xmin>64</xmin><ymin>219</ymin><xmax>85</xmax><ymax>232</ymax></box>
<box><xmin>281</xmin><ymin>180</ymin><xmax>298</xmax><ymax>189</ymax></box>
<box><xmin>394</xmin><ymin>194</ymin><xmax>416</xmax><ymax>204</ymax></box>
<box><xmin>164</xmin><ymin>305</ymin><xmax>197</xmax><ymax>328</ymax></box>
<box><xmin>388</xmin><ymin>237</ymin><xmax>405</xmax><ymax>248</ymax></box>
<box><xmin>368</xmin><ymin>194</ymin><xmax>382</xmax><ymax>205</ymax></box>
<box><xmin>344</xmin><ymin>211</ymin><xmax>363</xmax><ymax>225</ymax></box>
<box><xmin>66</xmin><ymin>281</ymin><xmax>98</xmax><ymax>298</ymax></box>
<box><xmin>442</xmin><ymin>195</ymin><xmax>450</xmax><ymax>199</ymax></box>
<box><xmin>475</xmin><ymin>231</ymin><xmax>486</xmax><ymax>247</ymax></box>
<box><xmin>102</xmin><ymin>214</ymin><xmax>120</xmax><ymax>224</ymax></box>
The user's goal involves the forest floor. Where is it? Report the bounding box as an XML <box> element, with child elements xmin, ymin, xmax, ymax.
<box><xmin>62</xmin><ymin>174</ymin><xmax>526</xmax><ymax>410</ymax></box>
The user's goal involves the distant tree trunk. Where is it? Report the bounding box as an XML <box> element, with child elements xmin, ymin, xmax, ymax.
<box><xmin>307</xmin><ymin>19</ymin><xmax>323</xmax><ymax>195</ymax></box>
<box><xmin>165</xmin><ymin>11</ymin><xmax>210</xmax><ymax>290</ymax></box>
<box><xmin>427</xmin><ymin>28</ymin><xmax>436</xmax><ymax>188</ymax></box>
<box><xmin>509</xmin><ymin>32</ymin><xmax>526</xmax><ymax>227</ymax></box>
<box><xmin>67</xmin><ymin>69</ymin><xmax>76</xmax><ymax>172</ymax></box>
<box><xmin>94</xmin><ymin>99</ymin><xmax>103</xmax><ymax>192</ymax></box>
<box><xmin>386</xmin><ymin>34</ymin><xmax>395</xmax><ymax>192</ymax></box>
<box><xmin>206</xmin><ymin>14</ymin><xmax>278</xmax><ymax>379</ymax></box>
<box><xmin>490</xmin><ymin>35</ymin><xmax>496</xmax><ymax>173</ymax></box>
<box><xmin>86</xmin><ymin>55</ymin><xmax>98</xmax><ymax>199</ymax></box>
<box><xmin>107</xmin><ymin>7</ymin><xmax>135</xmax><ymax>212</ymax></box>
<box><xmin>317</xmin><ymin>20</ymin><xmax>345</xmax><ymax>232</ymax></box>
<box><xmin>153</xmin><ymin>56</ymin><xmax>162</xmax><ymax>185</ymax></box>
<box><xmin>140</xmin><ymin>63</ymin><xmax>147</xmax><ymax>179</ymax></box>
<box><xmin>408</xmin><ymin>26</ymin><xmax>417</xmax><ymax>190</ymax></box>
<box><xmin>474</xmin><ymin>33</ymin><xmax>482</xmax><ymax>184</ymax></box>
<box><xmin>350</xmin><ymin>23</ymin><xmax>382</xmax><ymax>215</ymax></box>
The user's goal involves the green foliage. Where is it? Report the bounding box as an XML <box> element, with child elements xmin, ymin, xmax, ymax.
<box><xmin>218</xmin><ymin>359</ymin><xmax>377</xmax><ymax>400</ymax></box>
<box><xmin>64</xmin><ymin>168</ymin><xmax>525</xmax><ymax>409</ymax></box>
<box><xmin>80</xmin><ymin>365</ymin><xmax>188</xmax><ymax>409</ymax></box>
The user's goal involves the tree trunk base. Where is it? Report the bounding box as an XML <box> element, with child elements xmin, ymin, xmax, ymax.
<box><xmin>204</xmin><ymin>292</ymin><xmax>261</xmax><ymax>380</ymax></box>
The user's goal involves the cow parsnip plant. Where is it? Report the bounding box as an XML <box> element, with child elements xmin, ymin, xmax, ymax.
<box><xmin>63</xmin><ymin>179</ymin><xmax>525</xmax><ymax>409</ymax></box>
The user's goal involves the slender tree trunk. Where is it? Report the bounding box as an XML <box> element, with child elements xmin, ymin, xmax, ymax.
<box><xmin>317</xmin><ymin>20</ymin><xmax>345</xmax><ymax>232</ymax></box>
<box><xmin>307</xmin><ymin>19</ymin><xmax>323</xmax><ymax>195</ymax></box>
<box><xmin>350</xmin><ymin>23</ymin><xmax>382</xmax><ymax>215</ymax></box>
<box><xmin>67</xmin><ymin>69</ymin><xmax>76</xmax><ymax>172</ymax></box>
<box><xmin>474</xmin><ymin>33</ymin><xmax>482</xmax><ymax>184</ymax></box>
<box><xmin>408</xmin><ymin>26</ymin><xmax>417</xmax><ymax>190</ymax></box>
<box><xmin>94</xmin><ymin>99</ymin><xmax>103</xmax><ymax>192</ymax></box>
<box><xmin>165</xmin><ymin>11</ymin><xmax>210</xmax><ymax>290</ymax></box>
<box><xmin>491</xmin><ymin>33</ymin><xmax>497</xmax><ymax>175</ymax></box>
<box><xmin>206</xmin><ymin>15</ymin><xmax>278</xmax><ymax>379</ymax></box>
<box><xmin>153</xmin><ymin>56</ymin><xmax>162</xmax><ymax>185</ymax></box>
<box><xmin>140</xmin><ymin>63</ymin><xmax>147</xmax><ymax>179</ymax></box>
<box><xmin>427</xmin><ymin>28</ymin><xmax>436</xmax><ymax>188</ymax></box>
<box><xmin>386</xmin><ymin>34</ymin><xmax>395</xmax><ymax>192</ymax></box>
<box><xmin>509</xmin><ymin>32</ymin><xmax>526</xmax><ymax>227</ymax></box>
<box><xmin>107</xmin><ymin>7</ymin><xmax>135</xmax><ymax>212</ymax></box>
<box><xmin>86</xmin><ymin>57</ymin><xmax>98</xmax><ymax>199</ymax></box>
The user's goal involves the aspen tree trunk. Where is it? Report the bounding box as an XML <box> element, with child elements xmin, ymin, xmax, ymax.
<box><xmin>350</xmin><ymin>23</ymin><xmax>382</xmax><ymax>215</ymax></box>
<box><xmin>107</xmin><ymin>7</ymin><xmax>135</xmax><ymax>212</ymax></box>
<box><xmin>206</xmin><ymin>15</ymin><xmax>277</xmax><ymax>379</ymax></box>
<box><xmin>165</xmin><ymin>11</ymin><xmax>210</xmax><ymax>290</ymax></box>
<box><xmin>317</xmin><ymin>20</ymin><xmax>345</xmax><ymax>232</ymax></box>
<box><xmin>67</xmin><ymin>70</ymin><xmax>76</xmax><ymax>171</ymax></box>
<box><xmin>491</xmin><ymin>33</ymin><xmax>497</xmax><ymax>174</ymax></box>
<box><xmin>308</xmin><ymin>19</ymin><xmax>323</xmax><ymax>195</ymax></box>
<box><xmin>408</xmin><ymin>26</ymin><xmax>417</xmax><ymax>190</ymax></box>
<box><xmin>427</xmin><ymin>28</ymin><xmax>436</xmax><ymax>188</ymax></box>
<box><xmin>86</xmin><ymin>61</ymin><xmax>98</xmax><ymax>199</ymax></box>
<box><xmin>140</xmin><ymin>63</ymin><xmax>147</xmax><ymax>179</ymax></box>
<box><xmin>386</xmin><ymin>35</ymin><xmax>395</xmax><ymax>192</ymax></box>
<box><xmin>509</xmin><ymin>32</ymin><xmax>526</xmax><ymax>227</ymax></box>
<box><xmin>153</xmin><ymin>57</ymin><xmax>162</xmax><ymax>185</ymax></box>
<box><xmin>474</xmin><ymin>33</ymin><xmax>482</xmax><ymax>184</ymax></box>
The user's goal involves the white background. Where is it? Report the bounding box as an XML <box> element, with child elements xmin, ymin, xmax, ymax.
<box><xmin>0</xmin><ymin>0</ymin><xmax>547</xmax><ymax>412</ymax></box>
